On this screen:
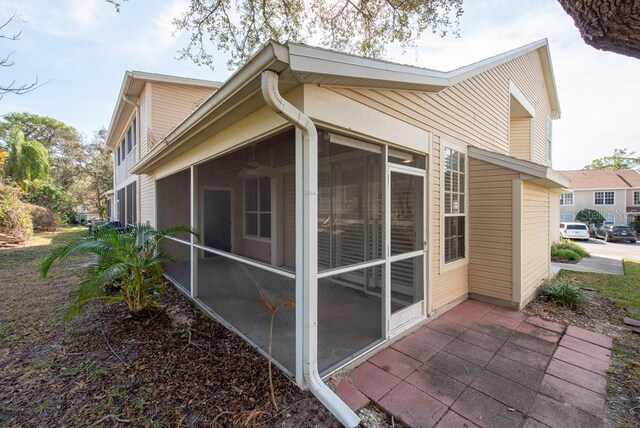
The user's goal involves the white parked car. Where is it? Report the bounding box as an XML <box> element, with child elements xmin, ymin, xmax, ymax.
<box><xmin>559</xmin><ymin>222</ymin><xmax>590</xmax><ymax>241</ymax></box>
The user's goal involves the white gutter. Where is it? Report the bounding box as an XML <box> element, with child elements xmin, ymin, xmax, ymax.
<box><xmin>261</xmin><ymin>70</ymin><xmax>360</xmax><ymax>428</ymax></box>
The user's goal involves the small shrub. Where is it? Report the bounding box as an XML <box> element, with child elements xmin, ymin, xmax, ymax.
<box><xmin>551</xmin><ymin>245</ymin><xmax>581</xmax><ymax>262</ymax></box>
<box><xmin>556</xmin><ymin>239</ymin><xmax>590</xmax><ymax>258</ymax></box>
<box><xmin>540</xmin><ymin>277</ymin><xmax>586</xmax><ymax>309</ymax></box>
<box><xmin>0</xmin><ymin>182</ymin><xmax>32</xmax><ymax>242</ymax></box>
<box><xmin>27</xmin><ymin>204</ymin><xmax>60</xmax><ymax>232</ymax></box>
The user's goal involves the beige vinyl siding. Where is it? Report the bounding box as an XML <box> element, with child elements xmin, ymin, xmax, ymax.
<box><xmin>509</xmin><ymin>117</ymin><xmax>531</xmax><ymax>161</ymax></box>
<box><xmin>521</xmin><ymin>182</ymin><xmax>551</xmax><ymax>303</ymax></box>
<box><xmin>151</xmin><ymin>83</ymin><xmax>214</xmax><ymax>146</ymax></box>
<box><xmin>322</xmin><ymin>49</ymin><xmax>554</xmax><ymax>311</ymax></box>
<box><xmin>139</xmin><ymin>173</ymin><xmax>156</xmax><ymax>227</ymax></box>
<box><xmin>468</xmin><ymin>159</ymin><xmax>520</xmax><ymax>302</ymax></box>
<box><xmin>549</xmin><ymin>189</ymin><xmax>561</xmax><ymax>246</ymax></box>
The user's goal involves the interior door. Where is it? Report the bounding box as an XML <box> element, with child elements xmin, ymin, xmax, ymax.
<box><xmin>388</xmin><ymin>168</ymin><xmax>426</xmax><ymax>332</ymax></box>
<box><xmin>203</xmin><ymin>189</ymin><xmax>232</xmax><ymax>253</ymax></box>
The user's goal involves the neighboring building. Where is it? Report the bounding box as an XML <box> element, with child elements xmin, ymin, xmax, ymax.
<box><xmin>558</xmin><ymin>169</ymin><xmax>640</xmax><ymax>225</ymax></box>
<box><xmin>105</xmin><ymin>39</ymin><xmax>567</xmax><ymax>426</ymax></box>
<box><xmin>105</xmin><ymin>72</ymin><xmax>221</xmax><ymax>225</ymax></box>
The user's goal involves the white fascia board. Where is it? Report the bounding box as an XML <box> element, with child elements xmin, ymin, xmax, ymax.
<box><xmin>106</xmin><ymin>71</ymin><xmax>134</xmax><ymax>150</ymax></box>
<box><xmin>287</xmin><ymin>43</ymin><xmax>450</xmax><ymax>89</ymax></box>
<box><xmin>128</xmin><ymin>71</ymin><xmax>222</xmax><ymax>89</ymax></box>
<box><xmin>469</xmin><ymin>146</ymin><xmax>570</xmax><ymax>188</ymax></box>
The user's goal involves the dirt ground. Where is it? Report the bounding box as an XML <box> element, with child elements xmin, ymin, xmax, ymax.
<box><xmin>0</xmin><ymin>228</ymin><xmax>400</xmax><ymax>427</ymax></box>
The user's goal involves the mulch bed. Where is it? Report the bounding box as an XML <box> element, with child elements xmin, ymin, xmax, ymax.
<box><xmin>1</xmin><ymin>284</ymin><xmax>341</xmax><ymax>427</ymax></box>
<box><xmin>524</xmin><ymin>290</ymin><xmax>640</xmax><ymax>426</ymax></box>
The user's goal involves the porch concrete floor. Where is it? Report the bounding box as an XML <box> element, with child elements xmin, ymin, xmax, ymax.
<box><xmin>336</xmin><ymin>300</ymin><xmax>613</xmax><ymax>428</ymax></box>
<box><xmin>172</xmin><ymin>256</ymin><xmax>386</xmax><ymax>374</ymax></box>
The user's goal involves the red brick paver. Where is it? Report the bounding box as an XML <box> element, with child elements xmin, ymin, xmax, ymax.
<box><xmin>337</xmin><ymin>299</ymin><xmax>612</xmax><ymax>428</ymax></box>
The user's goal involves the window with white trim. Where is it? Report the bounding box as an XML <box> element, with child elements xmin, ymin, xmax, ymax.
<box><xmin>603</xmin><ymin>212</ymin><xmax>615</xmax><ymax>224</ymax></box>
<box><xmin>594</xmin><ymin>191</ymin><xmax>614</xmax><ymax>205</ymax></box>
<box><xmin>634</xmin><ymin>191</ymin><xmax>640</xmax><ymax>205</ymax></box>
<box><xmin>244</xmin><ymin>176</ymin><xmax>271</xmax><ymax>239</ymax></box>
<box><xmin>560</xmin><ymin>214</ymin><xmax>574</xmax><ymax>222</ymax></box>
<box><xmin>559</xmin><ymin>192</ymin><xmax>573</xmax><ymax>206</ymax></box>
<box><xmin>443</xmin><ymin>147</ymin><xmax>466</xmax><ymax>264</ymax></box>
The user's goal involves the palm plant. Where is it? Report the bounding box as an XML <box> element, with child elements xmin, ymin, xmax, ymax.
<box><xmin>41</xmin><ymin>223</ymin><xmax>196</xmax><ymax>320</ymax></box>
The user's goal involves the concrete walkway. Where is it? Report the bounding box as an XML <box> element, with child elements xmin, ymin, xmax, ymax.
<box><xmin>552</xmin><ymin>255</ymin><xmax>624</xmax><ymax>275</ymax></box>
<box><xmin>336</xmin><ymin>300</ymin><xmax>613</xmax><ymax>428</ymax></box>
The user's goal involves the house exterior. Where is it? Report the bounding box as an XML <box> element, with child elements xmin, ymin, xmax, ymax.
<box><xmin>105</xmin><ymin>71</ymin><xmax>221</xmax><ymax>225</ymax></box>
<box><xmin>558</xmin><ymin>169</ymin><xmax>640</xmax><ymax>226</ymax></box>
<box><xmin>105</xmin><ymin>39</ymin><xmax>568</xmax><ymax>426</ymax></box>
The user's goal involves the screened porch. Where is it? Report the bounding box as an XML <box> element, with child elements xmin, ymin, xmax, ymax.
<box><xmin>156</xmin><ymin>127</ymin><xmax>427</xmax><ymax>378</ymax></box>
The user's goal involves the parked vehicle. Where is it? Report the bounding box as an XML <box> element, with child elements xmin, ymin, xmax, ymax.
<box><xmin>559</xmin><ymin>222</ymin><xmax>590</xmax><ymax>241</ymax></box>
<box><xmin>595</xmin><ymin>225</ymin><xmax>637</xmax><ymax>243</ymax></box>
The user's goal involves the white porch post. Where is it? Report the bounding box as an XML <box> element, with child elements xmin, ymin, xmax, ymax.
<box><xmin>190</xmin><ymin>165</ymin><xmax>199</xmax><ymax>298</ymax></box>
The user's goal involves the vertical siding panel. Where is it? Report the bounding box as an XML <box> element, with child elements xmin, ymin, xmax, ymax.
<box><xmin>521</xmin><ymin>182</ymin><xmax>551</xmax><ymax>302</ymax></box>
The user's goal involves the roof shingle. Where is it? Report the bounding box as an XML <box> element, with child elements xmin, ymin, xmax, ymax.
<box><xmin>558</xmin><ymin>169</ymin><xmax>640</xmax><ymax>190</ymax></box>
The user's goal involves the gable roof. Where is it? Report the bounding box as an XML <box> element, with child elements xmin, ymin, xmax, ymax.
<box><xmin>106</xmin><ymin>71</ymin><xmax>222</xmax><ymax>149</ymax></box>
<box><xmin>286</xmin><ymin>38</ymin><xmax>560</xmax><ymax>118</ymax></box>
<box><xmin>559</xmin><ymin>169</ymin><xmax>640</xmax><ymax>190</ymax></box>
<box><xmin>132</xmin><ymin>39</ymin><xmax>560</xmax><ymax>174</ymax></box>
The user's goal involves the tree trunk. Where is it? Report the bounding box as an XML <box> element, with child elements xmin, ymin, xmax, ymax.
<box><xmin>557</xmin><ymin>0</ymin><xmax>640</xmax><ymax>59</ymax></box>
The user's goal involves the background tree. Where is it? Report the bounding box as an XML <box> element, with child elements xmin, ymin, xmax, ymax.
<box><xmin>0</xmin><ymin>112</ymin><xmax>85</xmax><ymax>189</ymax></box>
<box><xmin>0</xmin><ymin>14</ymin><xmax>39</xmax><ymax>99</ymax></box>
<box><xmin>575</xmin><ymin>208</ymin><xmax>605</xmax><ymax>228</ymax></box>
<box><xmin>3</xmin><ymin>128</ymin><xmax>50</xmax><ymax>190</ymax></box>
<box><xmin>81</xmin><ymin>128</ymin><xmax>113</xmax><ymax>218</ymax></box>
<box><xmin>583</xmin><ymin>149</ymin><xmax>640</xmax><ymax>170</ymax></box>
<box><xmin>557</xmin><ymin>0</ymin><xmax>640</xmax><ymax>60</ymax></box>
<box><xmin>120</xmin><ymin>0</ymin><xmax>463</xmax><ymax>68</ymax></box>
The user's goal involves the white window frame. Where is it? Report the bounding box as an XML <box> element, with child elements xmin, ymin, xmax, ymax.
<box><xmin>440</xmin><ymin>140</ymin><xmax>468</xmax><ymax>270</ymax></box>
<box><xmin>594</xmin><ymin>191</ymin><xmax>615</xmax><ymax>206</ymax></box>
<box><xmin>243</xmin><ymin>176</ymin><xmax>272</xmax><ymax>242</ymax></box>
<box><xmin>603</xmin><ymin>212</ymin><xmax>615</xmax><ymax>224</ymax></box>
<box><xmin>633</xmin><ymin>190</ymin><xmax>640</xmax><ymax>206</ymax></box>
<box><xmin>560</xmin><ymin>214</ymin><xmax>574</xmax><ymax>222</ymax></box>
<box><xmin>559</xmin><ymin>192</ymin><xmax>573</xmax><ymax>206</ymax></box>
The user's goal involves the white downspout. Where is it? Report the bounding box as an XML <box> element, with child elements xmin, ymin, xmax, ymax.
<box><xmin>261</xmin><ymin>70</ymin><xmax>360</xmax><ymax>428</ymax></box>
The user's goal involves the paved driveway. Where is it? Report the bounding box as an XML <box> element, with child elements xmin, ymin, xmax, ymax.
<box><xmin>580</xmin><ymin>238</ymin><xmax>640</xmax><ymax>261</ymax></box>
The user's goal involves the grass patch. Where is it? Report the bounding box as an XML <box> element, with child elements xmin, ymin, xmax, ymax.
<box><xmin>561</xmin><ymin>259</ymin><xmax>640</xmax><ymax>318</ymax></box>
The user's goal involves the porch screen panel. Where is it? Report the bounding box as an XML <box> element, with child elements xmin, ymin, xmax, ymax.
<box><xmin>317</xmin><ymin>130</ymin><xmax>383</xmax><ymax>275</ymax></box>
<box><xmin>195</xmin><ymin>129</ymin><xmax>295</xmax><ymax>269</ymax></box>
<box><xmin>318</xmin><ymin>266</ymin><xmax>383</xmax><ymax>374</ymax></box>
<box><xmin>156</xmin><ymin>169</ymin><xmax>191</xmax><ymax>241</ymax></box>
<box><xmin>161</xmin><ymin>238</ymin><xmax>191</xmax><ymax>292</ymax></box>
<box><xmin>196</xmin><ymin>254</ymin><xmax>296</xmax><ymax>373</ymax></box>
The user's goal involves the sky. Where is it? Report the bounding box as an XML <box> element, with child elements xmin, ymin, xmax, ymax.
<box><xmin>1</xmin><ymin>0</ymin><xmax>639</xmax><ymax>170</ymax></box>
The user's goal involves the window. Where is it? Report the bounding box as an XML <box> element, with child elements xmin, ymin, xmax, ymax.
<box><xmin>443</xmin><ymin>146</ymin><xmax>466</xmax><ymax>264</ymax></box>
<box><xmin>126</xmin><ymin>118</ymin><xmax>137</xmax><ymax>154</ymax></box>
<box><xmin>559</xmin><ymin>192</ymin><xmax>573</xmax><ymax>206</ymax></box>
<box><xmin>245</xmin><ymin>176</ymin><xmax>271</xmax><ymax>239</ymax></box>
<box><xmin>594</xmin><ymin>191</ymin><xmax>614</xmax><ymax>205</ymax></box>
<box><xmin>634</xmin><ymin>191</ymin><xmax>640</xmax><ymax>205</ymax></box>
<box><xmin>560</xmin><ymin>214</ymin><xmax>573</xmax><ymax>222</ymax></box>
<box><xmin>603</xmin><ymin>212</ymin><xmax>615</xmax><ymax>224</ymax></box>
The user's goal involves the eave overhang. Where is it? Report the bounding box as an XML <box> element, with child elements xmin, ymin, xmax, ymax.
<box><xmin>469</xmin><ymin>146</ymin><xmax>570</xmax><ymax>189</ymax></box>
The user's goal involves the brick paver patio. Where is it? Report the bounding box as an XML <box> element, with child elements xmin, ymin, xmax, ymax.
<box><xmin>336</xmin><ymin>300</ymin><xmax>613</xmax><ymax>428</ymax></box>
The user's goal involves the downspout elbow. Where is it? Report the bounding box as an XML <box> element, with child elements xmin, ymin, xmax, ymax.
<box><xmin>261</xmin><ymin>70</ymin><xmax>360</xmax><ymax>428</ymax></box>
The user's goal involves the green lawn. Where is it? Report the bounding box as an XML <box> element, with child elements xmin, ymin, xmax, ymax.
<box><xmin>560</xmin><ymin>259</ymin><xmax>640</xmax><ymax>319</ymax></box>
